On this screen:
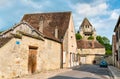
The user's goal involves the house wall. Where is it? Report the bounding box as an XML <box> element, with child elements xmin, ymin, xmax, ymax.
<box><xmin>68</xmin><ymin>15</ymin><xmax>78</xmax><ymax>67</ymax></box>
<box><xmin>78</xmin><ymin>48</ymin><xmax>105</xmax><ymax>64</ymax></box>
<box><xmin>0</xmin><ymin>35</ymin><xmax>61</xmax><ymax>78</ymax></box>
<box><xmin>43</xmin><ymin>39</ymin><xmax>61</xmax><ymax>70</ymax></box>
<box><xmin>114</xmin><ymin>26</ymin><xmax>120</xmax><ymax>68</ymax></box>
<box><xmin>2</xmin><ymin>23</ymin><xmax>42</xmax><ymax>38</ymax></box>
<box><xmin>62</xmin><ymin>30</ymin><xmax>68</xmax><ymax>68</ymax></box>
<box><xmin>112</xmin><ymin>35</ymin><xmax>117</xmax><ymax>66</ymax></box>
<box><xmin>0</xmin><ymin>38</ymin><xmax>20</xmax><ymax>79</ymax></box>
<box><xmin>62</xmin><ymin>14</ymin><xmax>78</xmax><ymax>68</ymax></box>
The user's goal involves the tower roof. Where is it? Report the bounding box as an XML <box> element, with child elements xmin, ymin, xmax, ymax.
<box><xmin>80</xmin><ymin>18</ymin><xmax>92</xmax><ymax>27</ymax></box>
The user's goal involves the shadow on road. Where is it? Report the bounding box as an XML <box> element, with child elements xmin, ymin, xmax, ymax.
<box><xmin>49</xmin><ymin>75</ymin><xmax>98</xmax><ymax>79</ymax></box>
<box><xmin>72</xmin><ymin>64</ymin><xmax>112</xmax><ymax>78</ymax></box>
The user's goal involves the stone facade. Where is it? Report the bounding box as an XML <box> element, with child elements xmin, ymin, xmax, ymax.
<box><xmin>21</xmin><ymin>12</ymin><xmax>78</xmax><ymax>68</ymax></box>
<box><xmin>113</xmin><ymin>16</ymin><xmax>120</xmax><ymax>68</ymax></box>
<box><xmin>0</xmin><ymin>36</ymin><xmax>61</xmax><ymax>79</ymax></box>
<box><xmin>112</xmin><ymin>35</ymin><xmax>117</xmax><ymax>66</ymax></box>
<box><xmin>78</xmin><ymin>48</ymin><xmax>105</xmax><ymax>64</ymax></box>
<box><xmin>0</xmin><ymin>12</ymin><xmax>78</xmax><ymax>78</ymax></box>
<box><xmin>79</xmin><ymin>18</ymin><xmax>96</xmax><ymax>40</ymax></box>
<box><xmin>77</xmin><ymin>18</ymin><xmax>105</xmax><ymax>64</ymax></box>
<box><xmin>62</xmin><ymin>14</ymin><xmax>78</xmax><ymax>68</ymax></box>
<box><xmin>0</xmin><ymin>22</ymin><xmax>61</xmax><ymax>78</ymax></box>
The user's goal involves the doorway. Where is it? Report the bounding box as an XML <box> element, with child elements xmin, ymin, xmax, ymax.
<box><xmin>28</xmin><ymin>46</ymin><xmax>38</xmax><ymax>74</ymax></box>
<box><xmin>80</xmin><ymin>56</ymin><xmax>86</xmax><ymax>64</ymax></box>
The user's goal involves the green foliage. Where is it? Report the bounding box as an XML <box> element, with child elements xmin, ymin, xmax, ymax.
<box><xmin>96</xmin><ymin>36</ymin><xmax>112</xmax><ymax>55</ymax></box>
<box><xmin>106</xmin><ymin>49</ymin><xmax>112</xmax><ymax>55</ymax></box>
<box><xmin>102</xmin><ymin>36</ymin><xmax>110</xmax><ymax>44</ymax></box>
<box><xmin>88</xmin><ymin>36</ymin><xmax>94</xmax><ymax>40</ymax></box>
<box><xmin>76</xmin><ymin>33</ymin><xmax>82</xmax><ymax>40</ymax></box>
<box><xmin>96</xmin><ymin>36</ymin><xmax>104</xmax><ymax>45</ymax></box>
<box><xmin>0</xmin><ymin>31</ymin><xmax>3</xmax><ymax>34</ymax></box>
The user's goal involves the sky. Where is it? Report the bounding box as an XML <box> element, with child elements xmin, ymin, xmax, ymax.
<box><xmin>0</xmin><ymin>0</ymin><xmax>120</xmax><ymax>43</ymax></box>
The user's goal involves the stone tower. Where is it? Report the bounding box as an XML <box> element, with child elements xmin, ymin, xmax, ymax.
<box><xmin>79</xmin><ymin>18</ymin><xmax>96</xmax><ymax>40</ymax></box>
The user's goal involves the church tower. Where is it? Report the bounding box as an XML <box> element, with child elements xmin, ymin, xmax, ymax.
<box><xmin>79</xmin><ymin>18</ymin><xmax>96</xmax><ymax>40</ymax></box>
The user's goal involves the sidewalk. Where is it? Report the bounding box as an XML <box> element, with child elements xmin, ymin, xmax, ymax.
<box><xmin>16</xmin><ymin>68</ymin><xmax>72</xmax><ymax>79</ymax></box>
<box><xmin>108</xmin><ymin>66</ymin><xmax>120</xmax><ymax>79</ymax></box>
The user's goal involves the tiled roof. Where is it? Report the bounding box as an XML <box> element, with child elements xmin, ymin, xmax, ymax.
<box><xmin>0</xmin><ymin>37</ymin><xmax>12</xmax><ymax>48</ymax></box>
<box><xmin>80</xmin><ymin>18</ymin><xmax>92</xmax><ymax>27</ymax></box>
<box><xmin>77</xmin><ymin>40</ymin><xmax>104</xmax><ymax>49</ymax></box>
<box><xmin>21</xmin><ymin>12</ymin><xmax>71</xmax><ymax>41</ymax></box>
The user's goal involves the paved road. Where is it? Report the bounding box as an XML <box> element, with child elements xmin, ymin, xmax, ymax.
<box><xmin>49</xmin><ymin>65</ymin><xmax>113</xmax><ymax>79</ymax></box>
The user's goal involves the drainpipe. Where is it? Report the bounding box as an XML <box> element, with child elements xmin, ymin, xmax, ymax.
<box><xmin>60</xmin><ymin>43</ymin><xmax>63</xmax><ymax>68</ymax></box>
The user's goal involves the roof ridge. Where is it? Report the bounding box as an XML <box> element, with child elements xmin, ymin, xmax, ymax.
<box><xmin>80</xmin><ymin>17</ymin><xmax>92</xmax><ymax>27</ymax></box>
<box><xmin>23</xmin><ymin>11</ymin><xmax>72</xmax><ymax>16</ymax></box>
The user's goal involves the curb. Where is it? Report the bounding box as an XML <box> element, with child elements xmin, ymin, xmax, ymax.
<box><xmin>108</xmin><ymin>66</ymin><xmax>120</xmax><ymax>79</ymax></box>
<box><xmin>108</xmin><ymin>66</ymin><xmax>114</xmax><ymax>79</ymax></box>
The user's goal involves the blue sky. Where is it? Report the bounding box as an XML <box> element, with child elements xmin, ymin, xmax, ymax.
<box><xmin>0</xmin><ymin>0</ymin><xmax>120</xmax><ymax>42</ymax></box>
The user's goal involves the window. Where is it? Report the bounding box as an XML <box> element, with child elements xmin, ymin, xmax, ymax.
<box><xmin>63</xmin><ymin>51</ymin><xmax>66</xmax><ymax>63</ymax></box>
<box><xmin>72</xmin><ymin>53</ymin><xmax>75</xmax><ymax>62</ymax></box>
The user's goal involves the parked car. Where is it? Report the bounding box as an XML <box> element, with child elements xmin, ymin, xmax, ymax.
<box><xmin>99</xmin><ymin>60</ymin><xmax>108</xmax><ymax>67</ymax></box>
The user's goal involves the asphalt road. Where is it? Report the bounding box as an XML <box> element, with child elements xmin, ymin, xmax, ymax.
<box><xmin>49</xmin><ymin>64</ymin><xmax>113</xmax><ymax>79</ymax></box>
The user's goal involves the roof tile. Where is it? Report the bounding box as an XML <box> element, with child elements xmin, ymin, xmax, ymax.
<box><xmin>77</xmin><ymin>40</ymin><xmax>104</xmax><ymax>49</ymax></box>
<box><xmin>21</xmin><ymin>12</ymin><xmax>71</xmax><ymax>41</ymax></box>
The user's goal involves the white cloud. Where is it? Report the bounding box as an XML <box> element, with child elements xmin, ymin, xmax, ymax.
<box><xmin>0</xmin><ymin>0</ymin><xmax>13</xmax><ymax>9</ymax></box>
<box><xmin>21</xmin><ymin>0</ymin><xmax>42</xmax><ymax>9</ymax></box>
<box><xmin>73</xmin><ymin>2</ymin><xmax>108</xmax><ymax>17</ymax></box>
<box><xmin>110</xmin><ymin>9</ymin><xmax>120</xmax><ymax>20</ymax></box>
<box><xmin>21</xmin><ymin>0</ymin><xmax>51</xmax><ymax>10</ymax></box>
<box><xmin>69</xmin><ymin>0</ymin><xmax>119</xmax><ymax>42</ymax></box>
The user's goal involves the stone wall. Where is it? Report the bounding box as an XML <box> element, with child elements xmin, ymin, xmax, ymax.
<box><xmin>0</xmin><ymin>35</ymin><xmax>61</xmax><ymax>78</ymax></box>
<box><xmin>78</xmin><ymin>48</ymin><xmax>105</xmax><ymax>64</ymax></box>
<box><xmin>62</xmin><ymin>14</ymin><xmax>78</xmax><ymax>68</ymax></box>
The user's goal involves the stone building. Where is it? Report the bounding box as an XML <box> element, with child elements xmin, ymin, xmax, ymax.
<box><xmin>79</xmin><ymin>18</ymin><xmax>96</xmax><ymax>40</ymax></box>
<box><xmin>113</xmin><ymin>15</ymin><xmax>120</xmax><ymax>68</ymax></box>
<box><xmin>112</xmin><ymin>35</ymin><xmax>117</xmax><ymax>66</ymax></box>
<box><xmin>0</xmin><ymin>12</ymin><xmax>78</xmax><ymax>78</ymax></box>
<box><xmin>77</xmin><ymin>18</ymin><xmax>105</xmax><ymax>64</ymax></box>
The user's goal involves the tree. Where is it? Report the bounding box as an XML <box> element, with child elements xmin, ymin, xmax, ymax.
<box><xmin>88</xmin><ymin>36</ymin><xmax>94</xmax><ymax>40</ymax></box>
<box><xmin>76</xmin><ymin>33</ymin><xmax>82</xmax><ymax>40</ymax></box>
<box><xmin>96</xmin><ymin>36</ymin><xmax>112</xmax><ymax>55</ymax></box>
<box><xmin>96</xmin><ymin>36</ymin><xmax>104</xmax><ymax>45</ymax></box>
<box><xmin>0</xmin><ymin>31</ymin><xmax>3</xmax><ymax>34</ymax></box>
<box><xmin>102</xmin><ymin>36</ymin><xmax>110</xmax><ymax>44</ymax></box>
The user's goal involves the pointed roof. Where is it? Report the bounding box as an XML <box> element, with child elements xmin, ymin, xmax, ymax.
<box><xmin>80</xmin><ymin>18</ymin><xmax>92</xmax><ymax>27</ymax></box>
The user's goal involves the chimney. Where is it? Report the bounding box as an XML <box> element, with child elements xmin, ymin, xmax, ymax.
<box><xmin>55</xmin><ymin>26</ymin><xmax>58</xmax><ymax>38</ymax></box>
<box><xmin>92</xmin><ymin>40</ymin><xmax>94</xmax><ymax>48</ymax></box>
<box><xmin>39</xmin><ymin>16</ymin><xmax>44</xmax><ymax>33</ymax></box>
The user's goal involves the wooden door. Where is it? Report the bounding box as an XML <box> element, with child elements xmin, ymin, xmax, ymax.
<box><xmin>28</xmin><ymin>48</ymin><xmax>37</xmax><ymax>73</ymax></box>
